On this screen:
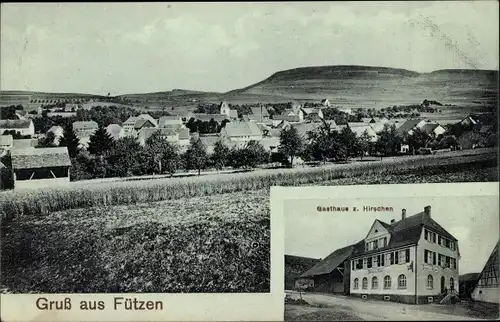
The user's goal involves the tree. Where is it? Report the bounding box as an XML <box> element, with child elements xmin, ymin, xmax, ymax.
<box><xmin>338</xmin><ymin>126</ymin><xmax>360</xmax><ymax>161</ymax></box>
<box><xmin>405</xmin><ymin>130</ymin><xmax>430</xmax><ymax>154</ymax></box>
<box><xmin>106</xmin><ymin>137</ymin><xmax>145</xmax><ymax>177</ymax></box>
<box><xmin>59</xmin><ymin>124</ymin><xmax>80</xmax><ymax>158</ymax></box>
<box><xmin>87</xmin><ymin>125</ymin><xmax>114</xmax><ymax>156</ymax></box>
<box><xmin>244</xmin><ymin>140</ymin><xmax>270</xmax><ymax>168</ymax></box>
<box><xmin>184</xmin><ymin>137</ymin><xmax>208</xmax><ymax>175</ymax></box>
<box><xmin>145</xmin><ymin>132</ymin><xmax>180</xmax><ymax>176</ymax></box>
<box><xmin>358</xmin><ymin>130</ymin><xmax>373</xmax><ymax>160</ymax></box>
<box><xmin>37</xmin><ymin>132</ymin><xmax>57</xmax><ymax>148</ymax></box>
<box><xmin>279</xmin><ymin>126</ymin><xmax>303</xmax><ymax>168</ymax></box>
<box><xmin>374</xmin><ymin>124</ymin><xmax>402</xmax><ymax>158</ymax></box>
<box><xmin>211</xmin><ymin>140</ymin><xmax>230</xmax><ymax>171</ymax></box>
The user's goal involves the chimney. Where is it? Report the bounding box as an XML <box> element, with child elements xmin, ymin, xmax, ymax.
<box><xmin>424</xmin><ymin>206</ymin><xmax>431</xmax><ymax>217</ymax></box>
<box><xmin>402</xmin><ymin>209</ymin><xmax>407</xmax><ymax>220</ymax></box>
<box><xmin>390</xmin><ymin>219</ymin><xmax>396</xmax><ymax>224</ymax></box>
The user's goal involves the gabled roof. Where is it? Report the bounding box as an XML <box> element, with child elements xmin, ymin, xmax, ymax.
<box><xmin>292</xmin><ymin>122</ymin><xmax>322</xmax><ymax>138</ymax></box>
<box><xmin>47</xmin><ymin>125</ymin><xmax>64</xmax><ymax>134</ymax></box>
<box><xmin>460</xmin><ymin>272</ymin><xmax>481</xmax><ymax>283</ymax></box>
<box><xmin>73</xmin><ymin>121</ymin><xmax>98</xmax><ymax>131</ymax></box>
<box><xmin>273</xmin><ymin>114</ymin><xmax>300</xmax><ymax>122</ymax></box>
<box><xmin>0</xmin><ymin>119</ymin><xmax>32</xmax><ymax>129</ymax></box>
<box><xmin>300</xmin><ymin>241</ymin><xmax>364</xmax><ymax>278</ymax></box>
<box><xmin>158</xmin><ymin>115</ymin><xmax>182</xmax><ymax>127</ymax></box>
<box><xmin>123</xmin><ymin>117</ymin><xmax>139</xmax><ymax>126</ymax></box>
<box><xmin>134</xmin><ymin>118</ymin><xmax>156</xmax><ymax>130</ymax></box>
<box><xmin>352</xmin><ymin>209</ymin><xmax>457</xmax><ymax>258</ymax></box>
<box><xmin>11</xmin><ymin>147</ymin><xmax>71</xmax><ymax>169</ymax></box>
<box><xmin>396</xmin><ymin>119</ymin><xmax>424</xmax><ymax>136</ymax></box>
<box><xmin>178</xmin><ymin>128</ymin><xmax>190</xmax><ymax>140</ymax></box>
<box><xmin>222</xmin><ymin>121</ymin><xmax>262</xmax><ymax>138</ymax></box>
<box><xmin>420</xmin><ymin>123</ymin><xmax>441</xmax><ymax>135</ymax></box>
<box><xmin>251</xmin><ymin>106</ymin><xmax>269</xmax><ymax>116</ymax></box>
<box><xmin>138</xmin><ymin>114</ymin><xmax>158</xmax><ymax>127</ymax></box>
<box><xmin>229</xmin><ymin>109</ymin><xmax>238</xmax><ymax>119</ymax></box>
<box><xmin>12</xmin><ymin>139</ymin><xmax>37</xmax><ymax>149</ymax></box>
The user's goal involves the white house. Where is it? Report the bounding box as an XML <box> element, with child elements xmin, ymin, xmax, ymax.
<box><xmin>219</xmin><ymin>101</ymin><xmax>239</xmax><ymax>121</ymax></box>
<box><xmin>47</xmin><ymin>125</ymin><xmax>65</xmax><ymax>145</ymax></box>
<box><xmin>471</xmin><ymin>240</ymin><xmax>499</xmax><ymax>304</ymax></box>
<box><xmin>220</xmin><ymin>121</ymin><xmax>263</xmax><ymax>142</ymax></box>
<box><xmin>72</xmin><ymin>121</ymin><xmax>98</xmax><ymax>138</ymax></box>
<box><xmin>106</xmin><ymin>124</ymin><xmax>125</xmax><ymax>141</ymax></box>
<box><xmin>350</xmin><ymin>206</ymin><xmax>459</xmax><ymax>304</ymax></box>
<box><xmin>0</xmin><ymin>119</ymin><xmax>35</xmax><ymax>137</ymax></box>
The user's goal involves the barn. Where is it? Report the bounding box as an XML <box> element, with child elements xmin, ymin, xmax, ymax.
<box><xmin>10</xmin><ymin>147</ymin><xmax>72</xmax><ymax>189</ymax></box>
<box><xmin>471</xmin><ymin>240</ymin><xmax>499</xmax><ymax>304</ymax></box>
<box><xmin>296</xmin><ymin>241</ymin><xmax>363</xmax><ymax>294</ymax></box>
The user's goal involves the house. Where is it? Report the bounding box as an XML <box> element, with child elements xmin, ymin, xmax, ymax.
<box><xmin>137</xmin><ymin>128</ymin><xmax>179</xmax><ymax>146</ymax></box>
<box><xmin>12</xmin><ymin>139</ymin><xmax>38</xmax><ymax>150</ymax></box>
<box><xmin>338</xmin><ymin>108</ymin><xmax>353</xmax><ymax>115</ymax></box>
<box><xmin>10</xmin><ymin>147</ymin><xmax>72</xmax><ymax>189</ymax></box>
<box><xmin>134</xmin><ymin>118</ymin><xmax>157</xmax><ymax>131</ymax></box>
<box><xmin>459</xmin><ymin>116</ymin><xmax>478</xmax><ymax>127</ymax></box>
<box><xmin>47</xmin><ymin>112</ymin><xmax>77</xmax><ymax>118</ymax></box>
<box><xmin>178</xmin><ymin>128</ymin><xmax>191</xmax><ymax>147</ymax></box>
<box><xmin>0</xmin><ymin>135</ymin><xmax>13</xmax><ymax>150</ymax></box>
<box><xmin>138</xmin><ymin>114</ymin><xmax>158</xmax><ymax>127</ymax></box>
<box><xmin>321</xmin><ymin>99</ymin><xmax>331</xmax><ymax>107</ymax></box>
<box><xmin>348</xmin><ymin>124</ymin><xmax>378</xmax><ymax>142</ymax></box>
<box><xmin>221</xmin><ymin>121</ymin><xmax>262</xmax><ymax>142</ymax></box>
<box><xmin>297</xmin><ymin>242</ymin><xmax>362</xmax><ymax>294</ymax></box>
<box><xmin>192</xmin><ymin>113</ymin><xmax>230</xmax><ymax>123</ymax></box>
<box><xmin>250</xmin><ymin>105</ymin><xmax>270</xmax><ymax>122</ymax></box>
<box><xmin>0</xmin><ymin>119</ymin><xmax>35</xmax><ymax>137</ymax></box>
<box><xmin>158</xmin><ymin>115</ymin><xmax>183</xmax><ymax>128</ymax></box>
<box><xmin>123</xmin><ymin>117</ymin><xmax>140</xmax><ymax>136</ymax></box>
<box><xmin>471</xmin><ymin>240</ymin><xmax>499</xmax><ymax>304</ymax></box>
<box><xmin>65</xmin><ymin>103</ymin><xmax>80</xmax><ymax>112</ymax></box>
<box><xmin>219</xmin><ymin>101</ymin><xmax>239</xmax><ymax>121</ymax></box>
<box><xmin>259</xmin><ymin>137</ymin><xmax>280</xmax><ymax>153</ymax></box>
<box><xmin>272</xmin><ymin>108</ymin><xmax>304</xmax><ymax>124</ymax></box>
<box><xmin>395</xmin><ymin>119</ymin><xmax>427</xmax><ymax>137</ymax></box>
<box><xmin>302</xmin><ymin>108</ymin><xmax>324</xmax><ymax>120</ymax></box>
<box><xmin>198</xmin><ymin>134</ymin><xmax>227</xmax><ymax>154</ymax></box>
<box><xmin>349</xmin><ymin>206</ymin><xmax>459</xmax><ymax>304</ymax></box>
<box><xmin>72</xmin><ymin>121</ymin><xmax>98</xmax><ymax>138</ymax></box>
<box><xmin>292</xmin><ymin>122</ymin><xmax>323</xmax><ymax>141</ymax></box>
<box><xmin>47</xmin><ymin>126</ymin><xmax>65</xmax><ymax>145</ymax></box>
<box><xmin>106</xmin><ymin>124</ymin><xmax>125</xmax><ymax>141</ymax></box>
<box><xmin>420</xmin><ymin>123</ymin><xmax>447</xmax><ymax>138</ymax></box>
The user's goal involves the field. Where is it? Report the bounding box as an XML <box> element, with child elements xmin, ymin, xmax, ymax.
<box><xmin>1</xmin><ymin>148</ymin><xmax>497</xmax><ymax>293</ymax></box>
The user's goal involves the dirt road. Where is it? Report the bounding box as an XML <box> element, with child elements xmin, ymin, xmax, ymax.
<box><xmin>285</xmin><ymin>291</ymin><xmax>492</xmax><ymax>320</ymax></box>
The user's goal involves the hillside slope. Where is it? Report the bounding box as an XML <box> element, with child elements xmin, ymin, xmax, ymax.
<box><xmin>229</xmin><ymin>66</ymin><xmax>499</xmax><ymax>109</ymax></box>
<box><xmin>285</xmin><ymin>254</ymin><xmax>320</xmax><ymax>290</ymax></box>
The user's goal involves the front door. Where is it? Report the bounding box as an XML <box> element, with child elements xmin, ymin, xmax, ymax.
<box><xmin>441</xmin><ymin>276</ymin><xmax>445</xmax><ymax>293</ymax></box>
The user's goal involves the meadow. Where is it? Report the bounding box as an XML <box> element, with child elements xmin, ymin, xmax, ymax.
<box><xmin>1</xmin><ymin>148</ymin><xmax>497</xmax><ymax>293</ymax></box>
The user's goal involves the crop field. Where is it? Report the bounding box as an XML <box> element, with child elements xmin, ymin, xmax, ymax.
<box><xmin>1</xmin><ymin>148</ymin><xmax>497</xmax><ymax>293</ymax></box>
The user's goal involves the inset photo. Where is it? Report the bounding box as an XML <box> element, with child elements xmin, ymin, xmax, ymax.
<box><xmin>280</xmin><ymin>183</ymin><xmax>499</xmax><ymax>321</ymax></box>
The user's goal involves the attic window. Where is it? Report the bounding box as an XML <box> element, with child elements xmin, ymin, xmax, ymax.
<box><xmin>375</xmin><ymin>229</ymin><xmax>378</xmax><ymax>233</ymax></box>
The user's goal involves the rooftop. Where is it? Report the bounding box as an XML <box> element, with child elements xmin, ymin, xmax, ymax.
<box><xmin>11</xmin><ymin>147</ymin><xmax>71</xmax><ymax>169</ymax></box>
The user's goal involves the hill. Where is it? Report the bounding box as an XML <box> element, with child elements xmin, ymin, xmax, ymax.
<box><xmin>2</xmin><ymin>66</ymin><xmax>498</xmax><ymax>112</ymax></box>
<box><xmin>228</xmin><ymin>66</ymin><xmax>499</xmax><ymax>109</ymax></box>
<box><xmin>285</xmin><ymin>254</ymin><xmax>321</xmax><ymax>290</ymax></box>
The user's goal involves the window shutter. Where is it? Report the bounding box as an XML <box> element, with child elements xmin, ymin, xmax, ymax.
<box><xmin>433</xmin><ymin>252</ymin><xmax>436</xmax><ymax>265</ymax></box>
<box><xmin>394</xmin><ymin>252</ymin><xmax>399</xmax><ymax>264</ymax></box>
<box><xmin>424</xmin><ymin>250</ymin><xmax>428</xmax><ymax>263</ymax></box>
<box><xmin>390</xmin><ymin>252</ymin><xmax>394</xmax><ymax>265</ymax></box>
<box><xmin>405</xmin><ymin>249</ymin><xmax>410</xmax><ymax>263</ymax></box>
<box><xmin>433</xmin><ymin>233</ymin><xmax>436</xmax><ymax>243</ymax></box>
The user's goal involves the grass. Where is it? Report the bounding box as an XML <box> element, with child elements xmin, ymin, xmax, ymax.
<box><xmin>1</xmin><ymin>148</ymin><xmax>497</xmax><ymax>221</ymax></box>
<box><xmin>1</xmin><ymin>190</ymin><xmax>270</xmax><ymax>293</ymax></box>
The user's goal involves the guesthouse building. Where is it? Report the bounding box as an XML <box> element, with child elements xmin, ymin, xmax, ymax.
<box><xmin>350</xmin><ymin>206</ymin><xmax>460</xmax><ymax>304</ymax></box>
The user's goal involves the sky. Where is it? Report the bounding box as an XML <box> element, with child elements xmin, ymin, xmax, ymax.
<box><xmin>285</xmin><ymin>195</ymin><xmax>499</xmax><ymax>275</ymax></box>
<box><xmin>1</xmin><ymin>2</ymin><xmax>499</xmax><ymax>95</ymax></box>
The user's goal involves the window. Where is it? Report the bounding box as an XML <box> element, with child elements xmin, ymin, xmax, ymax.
<box><xmin>445</xmin><ymin>256</ymin><xmax>451</xmax><ymax>268</ymax></box>
<box><xmin>367</xmin><ymin>257</ymin><xmax>372</xmax><ymax>268</ymax></box>
<box><xmin>425</xmin><ymin>229</ymin><xmax>429</xmax><ymax>240</ymax></box>
<box><xmin>451</xmin><ymin>258</ymin><xmax>456</xmax><ymax>270</ymax></box>
<box><xmin>432</xmin><ymin>233</ymin><xmax>436</xmax><ymax>243</ymax></box>
<box><xmin>394</xmin><ymin>252</ymin><xmax>399</xmax><ymax>264</ymax></box>
<box><xmin>450</xmin><ymin>242</ymin><xmax>455</xmax><ymax>251</ymax></box>
<box><xmin>438</xmin><ymin>236</ymin><xmax>442</xmax><ymax>246</ymax></box>
<box><xmin>445</xmin><ymin>239</ymin><xmax>450</xmax><ymax>248</ymax></box>
<box><xmin>438</xmin><ymin>254</ymin><xmax>443</xmax><ymax>267</ymax></box>
<box><xmin>373</xmin><ymin>241</ymin><xmax>378</xmax><ymax>250</ymax></box>
<box><xmin>398</xmin><ymin>274</ymin><xmax>407</xmax><ymax>289</ymax></box>
<box><xmin>433</xmin><ymin>252</ymin><xmax>437</xmax><ymax>265</ymax></box>
<box><xmin>380</xmin><ymin>254</ymin><xmax>385</xmax><ymax>266</ymax></box>
<box><xmin>391</xmin><ymin>252</ymin><xmax>395</xmax><ymax>265</ymax></box>
<box><xmin>427</xmin><ymin>275</ymin><xmax>434</xmax><ymax>289</ymax></box>
<box><xmin>405</xmin><ymin>249</ymin><xmax>410</xmax><ymax>263</ymax></box>
<box><xmin>357</xmin><ymin>259</ymin><xmax>363</xmax><ymax>269</ymax></box>
<box><xmin>384</xmin><ymin>276</ymin><xmax>391</xmax><ymax>289</ymax></box>
<box><xmin>372</xmin><ymin>277</ymin><xmax>378</xmax><ymax>289</ymax></box>
<box><xmin>383</xmin><ymin>237</ymin><xmax>387</xmax><ymax>247</ymax></box>
<box><xmin>450</xmin><ymin>277</ymin><xmax>455</xmax><ymax>290</ymax></box>
<box><xmin>363</xmin><ymin>258</ymin><xmax>367</xmax><ymax>268</ymax></box>
<box><xmin>362</xmin><ymin>277</ymin><xmax>368</xmax><ymax>289</ymax></box>
<box><xmin>351</xmin><ymin>261</ymin><xmax>355</xmax><ymax>271</ymax></box>
<box><xmin>398</xmin><ymin>250</ymin><xmax>405</xmax><ymax>264</ymax></box>
<box><xmin>354</xmin><ymin>278</ymin><xmax>359</xmax><ymax>289</ymax></box>
<box><xmin>373</xmin><ymin>256</ymin><xmax>378</xmax><ymax>267</ymax></box>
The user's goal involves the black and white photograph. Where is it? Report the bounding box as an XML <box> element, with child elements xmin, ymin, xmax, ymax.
<box><xmin>282</xmin><ymin>183</ymin><xmax>499</xmax><ymax>321</ymax></box>
<box><xmin>0</xmin><ymin>1</ymin><xmax>498</xmax><ymax>321</ymax></box>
